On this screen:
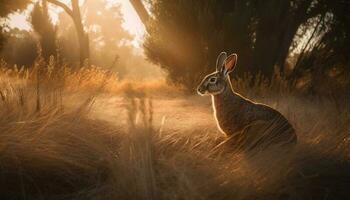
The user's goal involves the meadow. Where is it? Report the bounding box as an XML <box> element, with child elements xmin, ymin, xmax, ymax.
<box><xmin>0</xmin><ymin>58</ymin><xmax>349</xmax><ymax>200</ymax></box>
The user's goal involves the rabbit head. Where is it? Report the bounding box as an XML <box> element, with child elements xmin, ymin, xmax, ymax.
<box><xmin>197</xmin><ymin>52</ymin><xmax>238</xmax><ymax>96</ymax></box>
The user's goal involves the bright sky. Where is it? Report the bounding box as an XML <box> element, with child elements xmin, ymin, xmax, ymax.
<box><xmin>7</xmin><ymin>0</ymin><xmax>145</xmax><ymax>48</ymax></box>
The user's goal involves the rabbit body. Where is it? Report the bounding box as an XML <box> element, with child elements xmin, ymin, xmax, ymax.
<box><xmin>198</xmin><ymin>52</ymin><xmax>297</xmax><ymax>149</ymax></box>
<box><xmin>212</xmin><ymin>82</ymin><xmax>297</xmax><ymax>149</ymax></box>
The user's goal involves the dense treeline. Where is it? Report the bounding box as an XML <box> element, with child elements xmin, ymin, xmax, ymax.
<box><xmin>0</xmin><ymin>0</ymin><xmax>161</xmax><ymax>79</ymax></box>
<box><xmin>0</xmin><ymin>0</ymin><xmax>349</xmax><ymax>96</ymax></box>
<box><xmin>140</xmin><ymin>0</ymin><xmax>350</xmax><ymax>94</ymax></box>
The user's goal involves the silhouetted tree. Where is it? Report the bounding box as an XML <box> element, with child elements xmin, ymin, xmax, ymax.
<box><xmin>0</xmin><ymin>0</ymin><xmax>32</xmax><ymax>17</ymax></box>
<box><xmin>47</xmin><ymin>0</ymin><xmax>89</xmax><ymax>66</ymax></box>
<box><xmin>57</xmin><ymin>0</ymin><xmax>161</xmax><ymax>79</ymax></box>
<box><xmin>0</xmin><ymin>0</ymin><xmax>32</xmax><ymax>51</ymax></box>
<box><xmin>0</xmin><ymin>28</ymin><xmax>37</xmax><ymax>66</ymax></box>
<box><xmin>291</xmin><ymin>1</ymin><xmax>350</xmax><ymax>96</ymax></box>
<box><xmin>83</xmin><ymin>0</ymin><xmax>132</xmax><ymax>70</ymax></box>
<box><xmin>134</xmin><ymin>0</ymin><xmax>349</xmax><ymax>92</ymax></box>
<box><xmin>30</xmin><ymin>0</ymin><xmax>57</xmax><ymax>61</ymax></box>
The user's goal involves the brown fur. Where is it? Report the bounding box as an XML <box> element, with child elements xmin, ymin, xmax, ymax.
<box><xmin>198</xmin><ymin>52</ymin><xmax>297</xmax><ymax>150</ymax></box>
<box><xmin>212</xmin><ymin>78</ymin><xmax>297</xmax><ymax>150</ymax></box>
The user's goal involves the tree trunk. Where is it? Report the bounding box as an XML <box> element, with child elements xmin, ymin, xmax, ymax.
<box><xmin>47</xmin><ymin>0</ymin><xmax>89</xmax><ymax>66</ymax></box>
<box><xmin>130</xmin><ymin>0</ymin><xmax>150</xmax><ymax>31</ymax></box>
<box><xmin>75</xmin><ymin>28</ymin><xmax>89</xmax><ymax>66</ymax></box>
<box><xmin>252</xmin><ymin>0</ymin><xmax>289</xmax><ymax>79</ymax></box>
<box><xmin>71</xmin><ymin>0</ymin><xmax>89</xmax><ymax>65</ymax></box>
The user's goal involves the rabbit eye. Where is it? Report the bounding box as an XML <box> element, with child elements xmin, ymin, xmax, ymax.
<box><xmin>209</xmin><ymin>77</ymin><xmax>217</xmax><ymax>83</ymax></box>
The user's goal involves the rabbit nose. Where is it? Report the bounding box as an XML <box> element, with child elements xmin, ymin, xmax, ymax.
<box><xmin>197</xmin><ymin>86</ymin><xmax>205</xmax><ymax>94</ymax></box>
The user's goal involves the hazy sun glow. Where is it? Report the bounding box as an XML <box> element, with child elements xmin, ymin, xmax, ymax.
<box><xmin>7</xmin><ymin>0</ymin><xmax>145</xmax><ymax>48</ymax></box>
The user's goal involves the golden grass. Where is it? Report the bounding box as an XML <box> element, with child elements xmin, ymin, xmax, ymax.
<box><xmin>0</xmin><ymin>59</ymin><xmax>349</xmax><ymax>200</ymax></box>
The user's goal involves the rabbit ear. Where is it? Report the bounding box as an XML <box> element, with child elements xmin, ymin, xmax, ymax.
<box><xmin>216</xmin><ymin>52</ymin><xmax>227</xmax><ymax>72</ymax></box>
<box><xmin>223</xmin><ymin>54</ymin><xmax>238</xmax><ymax>76</ymax></box>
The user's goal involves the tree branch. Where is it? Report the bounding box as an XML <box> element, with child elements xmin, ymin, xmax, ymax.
<box><xmin>130</xmin><ymin>0</ymin><xmax>150</xmax><ymax>30</ymax></box>
<box><xmin>47</xmin><ymin>0</ymin><xmax>73</xmax><ymax>17</ymax></box>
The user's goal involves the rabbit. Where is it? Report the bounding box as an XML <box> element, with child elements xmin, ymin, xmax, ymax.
<box><xmin>197</xmin><ymin>52</ymin><xmax>297</xmax><ymax>150</ymax></box>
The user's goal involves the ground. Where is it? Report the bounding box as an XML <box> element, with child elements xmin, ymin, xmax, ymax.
<box><xmin>92</xmin><ymin>95</ymin><xmax>218</xmax><ymax>133</ymax></box>
<box><xmin>1</xmin><ymin>72</ymin><xmax>349</xmax><ymax>199</ymax></box>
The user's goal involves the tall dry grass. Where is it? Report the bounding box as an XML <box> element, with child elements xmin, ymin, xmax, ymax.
<box><xmin>0</xmin><ymin>59</ymin><xmax>349</xmax><ymax>200</ymax></box>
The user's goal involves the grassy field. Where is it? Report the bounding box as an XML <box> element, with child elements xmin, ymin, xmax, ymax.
<box><xmin>0</xmin><ymin>60</ymin><xmax>349</xmax><ymax>200</ymax></box>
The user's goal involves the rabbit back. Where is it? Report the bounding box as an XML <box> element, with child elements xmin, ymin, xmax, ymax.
<box><xmin>213</xmin><ymin>93</ymin><xmax>297</xmax><ymax>148</ymax></box>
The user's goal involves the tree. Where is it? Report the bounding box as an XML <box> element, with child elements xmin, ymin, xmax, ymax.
<box><xmin>0</xmin><ymin>26</ymin><xmax>5</xmax><ymax>50</ymax></box>
<box><xmin>0</xmin><ymin>28</ymin><xmax>37</xmax><ymax>66</ymax></box>
<box><xmin>130</xmin><ymin>0</ymin><xmax>150</xmax><ymax>27</ymax></box>
<box><xmin>57</xmin><ymin>0</ymin><xmax>162</xmax><ymax>79</ymax></box>
<box><xmin>82</xmin><ymin>0</ymin><xmax>132</xmax><ymax>69</ymax></box>
<box><xmin>135</xmin><ymin>0</ymin><xmax>348</xmax><ymax>92</ymax></box>
<box><xmin>30</xmin><ymin>0</ymin><xmax>57</xmax><ymax>61</ymax></box>
<box><xmin>47</xmin><ymin>0</ymin><xmax>89</xmax><ymax>66</ymax></box>
<box><xmin>0</xmin><ymin>0</ymin><xmax>32</xmax><ymax>17</ymax></box>
<box><xmin>290</xmin><ymin>1</ymin><xmax>350</xmax><ymax>96</ymax></box>
<box><xmin>0</xmin><ymin>0</ymin><xmax>33</xmax><ymax>51</ymax></box>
